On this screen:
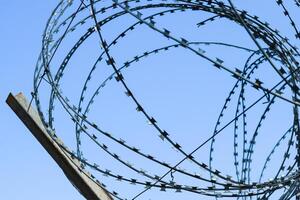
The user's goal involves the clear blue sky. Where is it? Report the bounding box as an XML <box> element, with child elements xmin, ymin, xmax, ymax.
<box><xmin>1</xmin><ymin>1</ymin><xmax>300</xmax><ymax>200</ymax></box>
<box><xmin>0</xmin><ymin>1</ymin><xmax>84</xmax><ymax>199</ymax></box>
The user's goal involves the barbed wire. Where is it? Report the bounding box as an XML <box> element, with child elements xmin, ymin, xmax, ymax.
<box><xmin>32</xmin><ymin>0</ymin><xmax>300</xmax><ymax>199</ymax></box>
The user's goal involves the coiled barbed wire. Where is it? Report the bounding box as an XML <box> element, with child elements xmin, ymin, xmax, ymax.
<box><xmin>32</xmin><ymin>0</ymin><xmax>300</xmax><ymax>199</ymax></box>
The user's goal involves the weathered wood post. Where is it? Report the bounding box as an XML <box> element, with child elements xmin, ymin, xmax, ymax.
<box><xmin>6</xmin><ymin>93</ymin><xmax>114</xmax><ymax>200</ymax></box>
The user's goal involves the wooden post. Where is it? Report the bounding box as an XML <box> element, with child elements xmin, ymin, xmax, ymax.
<box><xmin>6</xmin><ymin>93</ymin><xmax>114</xmax><ymax>200</ymax></box>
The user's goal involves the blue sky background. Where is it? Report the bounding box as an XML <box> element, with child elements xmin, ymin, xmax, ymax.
<box><xmin>1</xmin><ymin>1</ymin><xmax>300</xmax><ymax>200</ymax></box>
<box><xmin>0</xmin><ymin>1</ymin><xmax>84</xmax><ymax>199</ymax></box>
